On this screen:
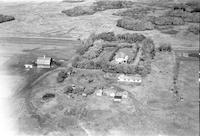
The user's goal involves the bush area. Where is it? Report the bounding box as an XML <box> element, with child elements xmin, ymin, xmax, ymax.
<box><xmin>152</xmin><ymin>16</ymin><xmax>185</xmax><ymax>26</ymax></box>
<box><xmin>95</xmin><ymin>32</ymin><xmax>117</xmax><ymax>42</ymax></box>
<box><xmin>188</xmin><ymin>52</ymin><xmax>199</xmax><ymax>58</ymax></box>
<box><xmin>64</xmin><ymin>85</ymin><xmax>85</xmax><ymax>95</ymax></box>
<box><xmin>76</xmin><ymin>32</ymin><xmax>146</xmax><ymax>59</ymax></box>
<box><xmin>113</xmin><ymin>7</ymin><xmax>153</xmax><ymax>20</ymax></box>
<box><xmin>57</xmin><ymin>67</ymin><xmax>73</xmax><ymax>82</ymax></box>
<box><xmin>166</xmin><ymin>2</ymin><xmax>200</xmax><ymax>23</ymax></box>
<box><xmin>157</xmin><ymin>43</ymin><xmax>172</xmax><ymax>52</ymax></box>
<box><xmin>93</xmin><ymin>0</ymin><xmax>134</xmax><ymax>11</ymax></box>
<box><xmin>57</xmin><ymin>70</ymin><xmax>68</xmax><ymax>82</ymax></box>
<box><xmin>61</xmin><ymin>6</ymin><xmax>96</xmax><ymax>16</ymax></box>
<box><xmin>83</xmin><ymin>40</ymin><xmax>104</xmax><ymax>59</ymax></box>
<box><xmin>76</xmin><ymin>33</ymin><xmax>95</xmax><ymax>55</ymax></box>
<box><xmin>62</xmin><ymin>1</ymin><xmax>134</xmax><ymax>16</ymax></box>
<box><xmin>116</xmin><ymin>33</ymin><xmax>146</xmax><ymax>43</ymax></box>
<box><xmin>95</xmin><ymin>32</ymin><xmax>146</xmax><ymax>43</ymax></box>
<box><xmin>42</xmin><ymin>93</ymin><xmax>55</xmax><ymax>100</ymax></box>
<box><xmin>159</xmin><ymin>29</ymin><xmax>179</xmax><ymax>35</ymax></box>
<box><xmin>141</xmin><ymin>38</ymin><xmax>155</xmax><ymax>58</ymax></box>
<box><xmin>117</xmin><ymin>17</ymin><xmax>154</xmax><ymax>31</ymax></box>
<box><xmin>167</xmin><ymin>10</ymin><xmax>200</xmax><ymax>23</ymax></box>
<box><xmin>187</xmin><ymin>24</ymin><xmax>200</xmax><ymax>35</ymax></box>
<box><xmin>0</xmin><ymin>14</ymin><xmax>15</xmax><ymax>23</ymax></box>
<box><xmin>72</xmin><ymin>32</ymin><xmax>155</xmax><ymax>76</ymax></box>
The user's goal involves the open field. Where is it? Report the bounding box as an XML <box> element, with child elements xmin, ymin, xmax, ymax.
<box><xmin>0</xmin><ymin>0</ymin><xmax>199</xmax><ymax>136</ymax></box>
<box><xmin>0</xmin><ymin>0</ymin><xmax>199</xmax><ymax>47</ymax></box>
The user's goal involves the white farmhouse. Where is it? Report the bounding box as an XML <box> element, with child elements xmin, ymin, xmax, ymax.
<box><xmin>114</xmin><ymin>52</ymin><xmax>129</xmax><ymax>64</ymax></box>
<box><xmin>118</xmin><ymin>74</ymin><xmax>142</xmax><ymax>83</ymax></box>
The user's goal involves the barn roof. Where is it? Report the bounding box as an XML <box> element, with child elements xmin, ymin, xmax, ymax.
<box><xmin>36</xmin><ymin>56</ymin><xmax>52</xmax><ymax>65</ymax></box>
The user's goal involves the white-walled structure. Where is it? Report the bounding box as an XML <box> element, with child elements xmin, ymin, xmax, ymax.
<box><xmin>36</xmin><ymin>55</ymin><xmax>52</xmax><ymax>68</ymax></box>
<box><xmin>114</xmin><ymin>52</ymin><xmax>129</xmax><ymax>64</ymax></box>
<box><xmin>118</xmin><ymin>74</ymin><xmax>142</xmax><ymax>83</ymax></box>
<box><xmin>24</xmin><ymin>64</ymin><xmax>33</xmax><ymax>69</ymax></box>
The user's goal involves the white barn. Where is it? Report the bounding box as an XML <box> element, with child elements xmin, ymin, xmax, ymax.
<box><xmin>36</xmin><ymin>55</ymin><xmax>52</xmax><ymax>68</ymax></box>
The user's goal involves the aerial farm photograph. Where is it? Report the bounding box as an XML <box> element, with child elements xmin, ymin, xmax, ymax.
<box><xmin>0</xmin><ymin>0</ymin><xmax>199</xmax><ymax>136</ymax></box>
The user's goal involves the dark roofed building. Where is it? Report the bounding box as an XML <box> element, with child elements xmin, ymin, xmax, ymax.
<box><xmin>114</xmin><ymin>95</ymin><xmax>122</xmax><ymax>102</ymax></box>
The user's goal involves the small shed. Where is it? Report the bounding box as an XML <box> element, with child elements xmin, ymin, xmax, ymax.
<box><xmin>24</xmin><ymin>64</ymin><xmax>33</xmax><ymax>69</ymax></box>
<box><xmin>36</xmin><ymin>55</ymin><xmax>52</xmax><ymax>68</ymax></box>
<box><xmin>113</xmin><ymin>95</ymin><xmax>122</xmax><ymax>102</ymax></box>
<box><xmin>116</xmin><ymin>91</ymin><xmax>128</xmax><ymax>99</ymax></box>
<box><xmin>96</xmin><ymin>89</ymin><xmax>103</xmax><ymax>96</ymax></box>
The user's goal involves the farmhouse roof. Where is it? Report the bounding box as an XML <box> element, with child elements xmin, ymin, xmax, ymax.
<box><xmin>118</xmin><ymin>74</ymin><xmax>142</xmax><ymax>81</ymax></box>
<box><xmin>115</xmin><ymin>52</ymin><xmax>127</xmax><ymax>59</ymax></box>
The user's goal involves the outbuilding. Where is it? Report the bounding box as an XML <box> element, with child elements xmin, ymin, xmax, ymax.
<box><xmin>96</xmin><ymin>89</ymin><xmax>103</xmax><ymax>96</ymax></box>
<box><xmin>116</xmin><ymin>91</ymin><xmax>128</xmax><ymax>99</ymax></box>
<box><xmin>118</xmin><ymin>74</ymin><xmax>142</xmax><ymax>83</ymax></box>
<box><xmin>113</xmin><ymin>95</ymin><xmax>122</xmax><ymax>102</ymax></box>
<box><xmin>24</xmin><ymin>64</ymin><xmax>33</xmax><ymax>69</ymax></box>
<box><xmin>36</xmin><ymin>55</ymin><xmax>52</xmax><ymax>68</ymax></box>
<box><xmin>103</xmin><ymin>88</ymin><xmax>116</xmax><ymax>97</ymax></box>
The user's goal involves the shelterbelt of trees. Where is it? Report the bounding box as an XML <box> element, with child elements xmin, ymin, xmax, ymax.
<box><xmin>0</xmin><ymin>14</ymin><xmax>15</xmax><ymax>23</ymax></box>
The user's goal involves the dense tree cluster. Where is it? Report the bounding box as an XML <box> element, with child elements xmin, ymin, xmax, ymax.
<box><xmin>57</xmin><ymin>70</ymin><xmax>69</xmax><ymax>82</ymax></box>
<box><xmin>0</xmin><ymin>14</ymin><xmax>15</xmax><ymax>23</ymax></box>
<box><xmin>72</xmin><ymin>31</ymin><xmax>156</xmax><ymax>76</ymax></box>
<box><xmin>95</xmin><ymin>32</ymin><xmax>146</xmax><ymax>43</ymax></box>
<box><xmin>113</xmin><ymin>7</ymin><xmax>153</xmax><ymax>20</ymax></box>
<box><xmin>61</xmin><ymin>6</ymin><xmax>96</xmax><ymax>16</ymax></box>
<box><xmin>117</xmin><ymin>17</ymin><xmax>154</xmax><ymax>31</ymax></box>
<box><xmin>57</xmin><ymin>67</ymin><xmax>73</xmax><ymax>82</ymax></box>
<box><xmin>152</xmin><ymin>16</ymin><xmax>185</xmax><ymax>26</ymax></box>
<box><xmin>187</xmin><ymin>24</ymin><xmax>200</xmax><ymax>35</ymax></box>
<box><xmin>116</xmin><ymin>33</ymin><xmax>146</xmax><ymax>43</ymax></box>
<box><xmin>141</xmin><ymin>38</ymin><xmax>155</xmax><ymax>58</ymax></box>
<box><xmin>62</xmin><ymin>1</ymin><xmax>134</xmax><ymax>16</ymax></box>
<box><xmin>93</xmin><ymin>1</ymin><xmax>134</xmax><ymax>11</ymax></box>
<box><xmin>95</xmin><ymin>32</ymin><xmax>117</xmax><ymax>42</ymax></box>
<box><xmin>42</xmin><ymin>93</ymin><xmax>55</xmax><ymax>101</ymax></box>
<box><xmin>83</xmin><ymin>43</ymin><xmax>104</xmax><ymax>59</ymax></box>
<box><xmin>166</xmin><ymin>2</ymin><xmax>200</xmax><ymax>23</ymax></box>
<box><xmin>64</xmin><ymin>85</ymin><xmax>85</xmax><ymax>95</ymax></box>
<box><xmin>76</xmin><ymin>34</ymin><xmax>95</xmax><ymax>55</ymax></box>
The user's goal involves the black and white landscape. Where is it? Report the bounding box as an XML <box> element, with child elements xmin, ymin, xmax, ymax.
<box><xmin>0</xmin><ymin>0</ymin><xmax>199</xmax><ymax>136</ymax></box>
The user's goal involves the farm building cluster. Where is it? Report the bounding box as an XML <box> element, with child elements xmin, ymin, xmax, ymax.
<box><xmin>95</xmin><ymin>87</ymin><xmax>128</xmax><ymax>102</ymax></box>
<box><xmin>25</xmin><ymin>33</ymin><xmax>154</xmax><ymax>108</ymax></box>
<box><xmin>72</xmin><ymin>32</ymin><xmax>154</xmax><ymax>76</ymax></box>
<box><xmin>24</xmin><ymin>55</ymin><xmax>53</xmax><ymax>69</ymax></box>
